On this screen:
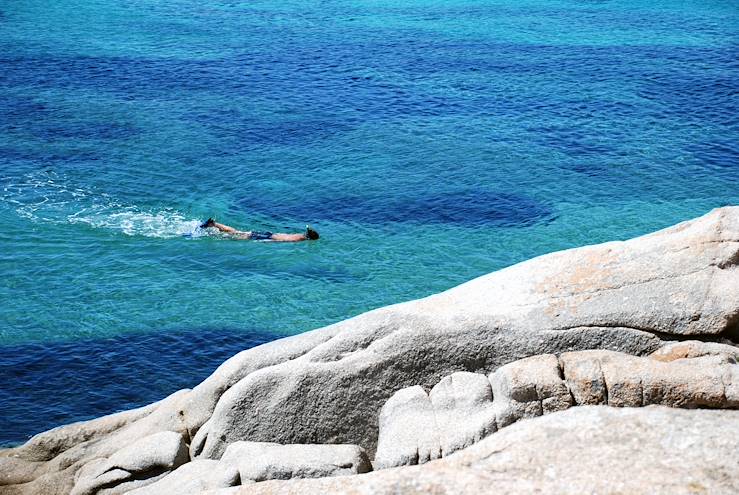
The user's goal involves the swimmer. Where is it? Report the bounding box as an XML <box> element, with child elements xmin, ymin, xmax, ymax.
<box><xmin>200</xmin><ymin>218</ymin><xmax>319</xmax><ymax>242</ymax></box>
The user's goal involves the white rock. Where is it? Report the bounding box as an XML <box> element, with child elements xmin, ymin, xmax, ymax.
<box><xmin>374</xmin><ymin>386</ymin><xmax>441</xmax><ymax>469</ymax></box>
<box><xmin>375</xmin><ymin>349</ymin><xmax>739</xmax><ymax>469</ymax></box>
<box><xmin>225</xmin><ymin>406</ymin><xmax>739</xmax><ymax>495</ymax></box>
<box><xmin>219</xmin><ymin>441</ymin><xmax>371</xmax><ymax>481</ymax></box>
<box><xmin>126</xmin><ymin>460</ymin><xmax>240</xmax><ymax>495</ymax></box>
<box><xmin>429</xmin><ymin>372</ymin><xmax>497</xmax><ymax>456</ymax></box>
<box><xmin>70</xmin><ymin>431</ymin><xmax>188</xmax><ymax>495</ymax></box>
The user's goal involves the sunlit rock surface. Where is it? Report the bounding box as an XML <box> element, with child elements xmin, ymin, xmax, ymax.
<box><xmin>221</xmin><ymin>406</ymin><xmax>739</xmax><ymax>495</ymax></box>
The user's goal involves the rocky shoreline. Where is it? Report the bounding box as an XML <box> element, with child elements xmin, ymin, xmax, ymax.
<box><xmin>2</xmin><ymin>206</ymin><xmax>738</xmax><ymax>495</ymax></box>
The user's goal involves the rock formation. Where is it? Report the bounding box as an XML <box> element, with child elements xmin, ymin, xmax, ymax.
<box><xmin>126</xmin><ymin>460</ymin><xmax>240</xmax><ymax>495</ymax></box>
<box><xmin>375</xmin><ymin>346</ymin><xmax>739</xmax><ymax>468</ymax></box>
<box><xmin>217</xmin><ymin>442</ymin><xmax>371</xmax><ymax>482</ymax></box>
<box><xmin>69</xmin><ymin>431</ymin><xmax>188</xmax><ymax>495</ymax></box>
<box><xmin>1</xmin><ymin>206</ymin><xmax>737</xmax><ymax>494</ymax></box>
<box><xmin>220</xmin><ymin>406</ymin><xmax>739</xmax><ymax>495</ymax></box>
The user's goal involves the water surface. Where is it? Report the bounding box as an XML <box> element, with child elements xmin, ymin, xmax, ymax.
<box><xmin>1</xmin><ymin>0</ymin><xmax>737</xmax><ymax>445</ymax></box>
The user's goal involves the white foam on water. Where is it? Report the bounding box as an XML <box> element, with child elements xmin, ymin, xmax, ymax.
<box><xmin>1</xmin><ymin>170</ymin><xmax>205</xmax><ymax>239</ymax></box>
<box><xmin>68</xmin><ymin>209</ymin><xmax>205</xmax><ymax>238</ymax></box>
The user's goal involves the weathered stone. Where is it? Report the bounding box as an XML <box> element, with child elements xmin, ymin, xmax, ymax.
<box><xmin>127</xmin><ymin>459</ymin><xmax>241</xmax><ymax>495</ymax></box>
<box><xmin>6</xmin><ymin>400</ymin><xmax>161</xmax><ymax>464</ymax></box>
<box><xmin>108</xmin><ymin>430</ymin><xmax>188</xmax><ymax>474</ymax></box>
<box><xmin>72</xmin><ymin>468</ymin><xmax>131</xmax><ymax>495</ymax></box>
<box><xmin>558</xmin><ymin>351</ymin><xmax>608</xmax><ymax>404</ymax></box>
<box><xmin>70</xmin><ymin>431</ymin><xmax>188</xmax><ymax>495</ymax></box>
<box><xmin>0</xmin><ymin>457</ymin><xmax>44</xmax><ymax>486</ymax></box>
<box><xmin>725</xmin><ymin>365</ymin><xmax>739</xmax><ymax>406</ymax></box>
<box><xmin>375</xmin><ymin>349</ymin><xmax>739</xmax><ymax>469</ymax></box>
<box><xmin>185</xmin><ymin>327</ymin><xmax>341</xmax><ymax>459</ymax></box>
<box><xmin>219</xmin><ymin>441</ymin><xmax>371</xmax><ymax>481</ymax></box>
<box><xmin>490</xmin><ymin>353</ymin><xmax>572</xmax><ymax>427</ymax></box>
<box><xmin>429</xmin><ymin>372</ymin><xmax>496</xmax><ymax>456</ymax></box>
<box><xmin>650</xmin><ymin>340</ymin><xmax>739</xmax><ymax>363</ymax></box>
<box><xmin>374</xmin><ymin>373</ymin><xmax>500</xmax><ymax>469</ymax></box>
<box><xmin>220</xmin><ymin>407</ymin><xmax>739</xmax><ymax>495</ymax></box>
<box><xmin>561</xmin><ymin>350</ymin><xmax>732</xmax><ymax>409</ymax></box>
<box><xmin>374</xmin><ymin>386</ymin><xmax>441</xmax><ymax>469</ymax></box>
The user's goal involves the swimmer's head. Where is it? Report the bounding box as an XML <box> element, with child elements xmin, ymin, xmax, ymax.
<box><xmin>306</xmin><ymin>226</ymin><xmax>319</xmax><ymax>240</ymax></box>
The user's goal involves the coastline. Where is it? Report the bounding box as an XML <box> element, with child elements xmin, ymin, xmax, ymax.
<box><xmin>2</xmin><ymin>206</ymin><xmax>738</xmax><ymax>494</ymax></box>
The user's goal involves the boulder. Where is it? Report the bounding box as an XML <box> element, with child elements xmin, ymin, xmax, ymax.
<box><xmin>70</xmin><ymin>431</ymin><xmax>188</xmax><ymax>495</ymax></box>
<box><xmin>2</xmin><ymin>207</ymin><xmax>738</xmax><ymax>494</ymax></box>
<box><xmin>429</xmin><ymin>372</ymin><xmax>496</xmax><ymax>456</ymax></box>
<box><xmin>375</xmin><ymin>349</ymin><xmax>739</xmax><ymax>468</ymax></box>
<box><xmin>220</xmin><ymin>406</ymin><xmax>739</xmax><ymax>495</ymax></box>
<box><xmin>490</xmin><ymin>353</ymin><xmax>572</xmax><ymax>427</ymax></box>
<box><xmin>374</xmin><ymin>386</ymin><xmax>441</xmax><ymax>469</ymax></box>
<box><xmin>560</xmin><ymin>350</ymin><xmax>736</xmax><ymax>408</ymax></box>
<box><xmin>126</xmin><ymin>460</ymin><xmax>241</xmax><ymax>495</ymax></box>
<box><xmin>219</xmin><ymin>441</ymin><xmax>371</xmax><ymax>481</ymax></box>
<box><xmin>650</xmin><ymin>340</ymin><xmax>739</xmax><ymax>362</ymax></box>
<box><xmin>374</xmin><ymin>372</ymin><xmax>498</xmax><ymax>469</ymax></box>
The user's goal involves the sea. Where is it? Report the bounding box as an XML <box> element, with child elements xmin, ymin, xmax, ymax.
<box><xmin>1</xmin><ymin>0</ymin><xmax>737</xmax><ymax>446</ymax></box>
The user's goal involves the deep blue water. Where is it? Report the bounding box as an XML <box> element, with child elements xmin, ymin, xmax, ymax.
<box><xmin>0</xmin><ymin>328</ymin><xmax>274</xmax><ymax>444</ymax></box>
<box><xmin>1</xmin><ymin>0</ymin><xmax>738</xmax><ymax>446</ymax></box>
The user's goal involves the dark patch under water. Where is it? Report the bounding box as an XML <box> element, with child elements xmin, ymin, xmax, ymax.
<box><xmin>1</xmin><ymin>43</ymin><xmax>734</xmax><ymax>127</ymax></box>
<box><xmin>237</xmin><ymin>190</ymin><xmax>556</xmax><ymax>227</ymax></box>
<box><xmin>0</xmin><ymin>328</ymin><xmax>277</xmax><ymax>447</ymax></box>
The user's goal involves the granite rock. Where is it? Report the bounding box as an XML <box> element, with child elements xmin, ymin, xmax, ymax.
<box><xmin>650</xmin><ymin>340</ymin><xmax>739</xmax><ymax>362</ymax></box>
<box><xmin>219</xmin><ymin>441</ymin><xmax>371</xmax><ymax>481</ymax></box>
<box><xmin>70</xmin><ymin>431</ymin><xmax>188</xmax><ymax>495</ymax></box>
<box><xmin>429</xmin><ymin>372</ymin><xmax>496</xmax><ymax>456</ymax></box>
<box><xmin>195</xmin><ymin>207</ymin><xmax>739</xmax><ymax>459</ymax></box>
<box><xmin>126</xmin><ymin>459</ymin><xmax>241</xmax><ymax>495</ymax></box>
<box><xmin>490</xmin><ymin>353</ymin><xmax>573</xmax><ymax>427</ymax></box>
<box><xmin>375</xmin><ymin>349</ymin><xmax>739</xmax><ymax>468</ymax></box>
<box><xmin>561</xmin><ymin>350</ymin><xmax>735</xmax><ymax>408</ymax></box>
<box><xmin>374</xmin><ymin>386</ymin><xmax>441</xmax><ymax>469</ymax></box>
<box><xmin>217</xmin><ymin>406</ymin><xmax>739</xmax><ymax>495</ymax></box>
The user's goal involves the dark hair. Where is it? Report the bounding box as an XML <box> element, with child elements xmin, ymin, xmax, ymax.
<box><xmin>306</xmin><ymin>227</ymin><xmax>319</xmax><ymax>240</ymax></box>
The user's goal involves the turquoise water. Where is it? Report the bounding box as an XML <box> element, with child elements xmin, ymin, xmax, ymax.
<box><xmin>1</xmin><ymin>0</ymin><xmax>737</xmax><ymax>444</ymax></box>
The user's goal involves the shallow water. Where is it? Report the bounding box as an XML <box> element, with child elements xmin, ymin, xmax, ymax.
<box><xmin>1</xmin><ymin>0</ymin><xmax>737</xmax><ymax>445</ymax></box>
